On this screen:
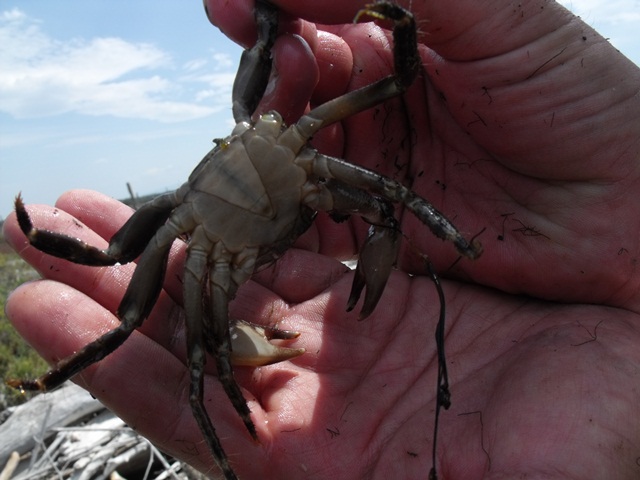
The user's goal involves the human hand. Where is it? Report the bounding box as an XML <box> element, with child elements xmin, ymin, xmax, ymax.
<box><xmin>5</xmin><ymin>1</ymin><xmax>640</xmax><ymax>478</ymax></box>
<box><xmin>6</xmin><ymin>190</ymin><xmax>640</xmax><ymax>478</ymax></box>
<box><xmin>208</xmin><ymin>0</ymin><xmax>640</xmax><ymax>309</ymax></box>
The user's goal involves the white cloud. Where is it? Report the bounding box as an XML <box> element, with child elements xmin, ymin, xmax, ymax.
<box><xmin>183</xmin><ymin>58</ymin><xmax>208</xmax><ymax>72</ymax></box>
<box><xmin>0</xmin><ymin>9</ymin><xmax>222</xmax><ymax>122</ymax></box>
<box><xmin>194</xmin><ymin>72</ymin><xmax>236</xmax><ymax>102</ymax></box>
<box><xmin>210</xmin><ymin>52</ymin><xmax>234</xmax><ymax>70</ymax></box>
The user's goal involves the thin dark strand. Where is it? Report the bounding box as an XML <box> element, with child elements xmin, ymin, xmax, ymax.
<box><xmin>402</xmin><ymin>235</ymin><xmax>453</xmax><ymax>479</ymax></box>
<box><xmin>426</xmin><ymin>259</ymin><xmax>450</xmax><ymax>480</ymax></box>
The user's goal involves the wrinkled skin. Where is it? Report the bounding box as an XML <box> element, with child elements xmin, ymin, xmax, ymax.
<box><xmin>4</xmin><ymin>0</ymin><xmax>640</xmax><ymax>478</ymax></box>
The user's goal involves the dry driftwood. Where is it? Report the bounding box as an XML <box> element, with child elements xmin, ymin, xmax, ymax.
<box><xmin>0</xmin><ymin>382</ymin><xmax>209</xmax><ymax>480</ymax></box>
<box><xmin>0</xmin><ymin>383</ymin><xmax>102</xmax><ymax>466</ymax></box>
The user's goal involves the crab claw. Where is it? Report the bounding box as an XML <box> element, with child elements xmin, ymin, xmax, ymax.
<box><xmin>347</xmin><ymin>222</ymin><xmax>400</xmax><ymax>320</ymax></box>
<box><xmin>229</xmin><ymin>319</ymin><xmax>305</xmax><ymax>367</ymax></box>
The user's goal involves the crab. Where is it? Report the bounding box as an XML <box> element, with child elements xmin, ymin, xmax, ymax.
<box><xmin>9</xmin><ymin>1</ymin><xmax>482</xmax><ymax>479</ymax></box>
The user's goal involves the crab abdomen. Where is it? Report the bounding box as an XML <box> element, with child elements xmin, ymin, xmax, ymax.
<box><xmin>185</xmin><ymin>114</ymin><xmax>311</xmax><ymax>251</ymax></box>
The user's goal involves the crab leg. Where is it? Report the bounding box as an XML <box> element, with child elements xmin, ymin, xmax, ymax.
<box><xmin>183</xmin><ymin>237</ymin><xmax>239</xmax><ymax>480</ymax></box>
<box><xmin>308</xmin><ymin>179</ymin><xmax>400</xmax><ymax>318</ymax></box>
<box><xmin>14</xmin><ymin>193</ymin><xmax>178</xmax><ymax>265</ymax></box>
<box><xmin>283</xmin><ymin>2</ymin><xmax>419</xmax><ymax>142</ymax></box>
<box><xmin>283</xmin><ymin>2</ymin><xmax>483</xmax><ymax>261</ymax></box>
<box><xmin>207</xmin><ymin>253</ymin><xmax>261</xmax><ymax>441</ymax></box>
<box><xmin>7</xmin><ymin>216</ymin><xmax>177</xmax><ymax>393</ymax></box>
<box><xmin>231</xmin><ymin>0</ymin><xmax>278</xmax><ymax>124</ymax></box>
<box><xmin>185</xmin><ymin>241</ymin><xmax>303</xmax><ymax>477</ymax></box>
<box><xmin>185</xmin><ymin>238</ymin><xmax>276</xmax><ymax>451</ymax></box>
<box><xmin>302</xmin><ymin>153</ymin><xmax>483</xmax><ymax>260</ymax></box>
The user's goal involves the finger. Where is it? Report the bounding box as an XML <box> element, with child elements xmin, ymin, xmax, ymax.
<box><xmin>311</xmin><ymin>30</ymin><xmax>352</xmax><ymax>106</ymax></box>
<box><xmin>57</xmin><ymin>190</ymin><xmax>187</xmax><ymax>306</ymax></box>
<box><xmin>204</xmin><ymin>0</ymin><xmax>318</xmax><ymax>51</ymax></box>
<box><xmin>203</xmin><ymin>0</ymin><xmax>256</xmax><ymax>47</ymax></box>
<box><xmin>263</xmin><ymin>0</ymin><xmax>563</xmax><ymax>58</ymax></box>
<box><xmin>54</xmin><ymin>189</ymin><xmax>137</xmax><ymax>241</ymax></box>
<box><xmin>6</xmin><ymin>281</ymin><xmax>121</xmax><ymax>369</ymax></box>
<box><xmin>254</xmin><ymin>0</ymin><xmax>359</xmax><ymax>24</ymax></box>
<box><xmin>255</xmin><ymin>33</ymin><xmax>319</xmax><ymax>124</ymax></box>
<box><xmin>4</xmin><ymin>191</ymin><xmax>192</xmax><ymax>350</ymax></box>
<box><xmin>4</xmin><ymin>196</ymin><xmax>131</xmax><ymax>316</ymax></box>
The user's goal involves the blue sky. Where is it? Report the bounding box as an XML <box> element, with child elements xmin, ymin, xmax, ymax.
<box><xmin>1</xmin><ymin>0</ymin><xmax>639</xmax><ymax>219</ymax></box>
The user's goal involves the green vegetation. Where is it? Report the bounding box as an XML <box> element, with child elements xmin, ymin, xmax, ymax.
<box><xmin>0</xmin><ymin>239</ymin><xmax>48</xmax><ymax>409</ymax></box>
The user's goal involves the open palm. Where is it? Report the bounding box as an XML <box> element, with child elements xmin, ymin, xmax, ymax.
<box><xmin>6</xmin><ymin>0</ymin><xmax>640</xmax><ymax>478</ymax></box>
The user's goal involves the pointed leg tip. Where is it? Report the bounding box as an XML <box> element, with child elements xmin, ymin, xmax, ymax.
<box><xmin>14</xmin><ymin>194</ymin><xmax>34</xmax><ymax>236</ymax></box>
<box><xmin>5</xmin><ymin>378</ymin><xmax>21</xmax><ymax>389</ymax></box>
<box><xmin>263</xmin><ymin>326</ymin><xmax>301</xmax><ymax>340</ymax></box>
<box><xmin>6</xmin><ymin>378</ymin><xmax>43</xmax><ymax>392</ymax></box>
